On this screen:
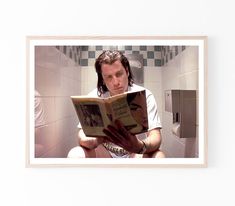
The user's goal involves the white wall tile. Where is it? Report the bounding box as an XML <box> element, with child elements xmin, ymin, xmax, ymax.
<box><xmin>35</xmin><ymin>123</ymin><xmax>55</xmax><ymax>157</ymax></box>
<box><xmin>35</xmin><ymin>65</ymin><xmax>60</xmax><ymax>96</ymax></box>
<box><xmin>179</xmin><ymin>70</ymin><xmax>198</xmax><ymax>89</ymax></box>
<box><xmin>180</xmin><ymin>46</ymin><xmax>199</xmax><ymax>73</ymax></box>
<box><xmin>35</xmin><ymin>46</ymin><xmax>61</xmax><ymax>72</ymax></box>
<box><xmin>144</xmin><ymin>67</ymin><xmax>162</xmax><ymax>83</ymax></box>
<box><xmin>80</xmin><ymin>67</ymin><xmax>97</xmax><ymax>94</ymax></box>
<box><xmin>147</xmin><ymin>46</ymin><xmax>154</xmax><ymax>51</ymax></box>
<box><xmin>40</xmin><ymin>96</ymin><xmax>55</xmax><ymax>124</ymax></box>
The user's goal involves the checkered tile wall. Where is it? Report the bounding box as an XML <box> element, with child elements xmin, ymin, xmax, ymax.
<box><xmin>55</xmin><ymin>45</ymin><xmax>186</xmax><ymax>67</ymax></box>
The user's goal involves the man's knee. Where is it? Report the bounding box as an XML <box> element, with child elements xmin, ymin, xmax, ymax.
<box><xmin>67</xmin><ymin>146</ymin><xmax>86</xmax><ymax>158</ymax></box>
<box><xmin>67</xmin><ymin>145</ymin><xmax>112</xmax><ymax>158</ymax></box>
<box><xmin>67</xmin><ymin>146</ymin><xmax>98</xmax><ymax>158</ymax></box>
<box><xmin>152</xmin><ymin>150</ymin><xmax>165</xmax><ymax>158</ymax></box>
<box><xmin>144</xmin><ymin>149</ymin><xmax>165</xmax><ymax>158</ymax></box>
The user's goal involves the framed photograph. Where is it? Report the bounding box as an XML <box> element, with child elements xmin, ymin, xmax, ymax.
<box><xmin>26</xmin><ymin>36</ymin><xmax>207</xmax><ymax>167</ymax></box>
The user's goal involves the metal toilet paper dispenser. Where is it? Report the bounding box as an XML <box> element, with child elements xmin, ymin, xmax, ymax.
<box><xmin>165</xmin><ymin>90</ymin><xmax>196</xmax><ymax>138</ymax></box>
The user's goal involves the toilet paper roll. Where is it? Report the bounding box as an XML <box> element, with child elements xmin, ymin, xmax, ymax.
<box><xmin>172</xmin><ymin>122</ymin><xmax>180</xmax><ymax>137</ymax></box>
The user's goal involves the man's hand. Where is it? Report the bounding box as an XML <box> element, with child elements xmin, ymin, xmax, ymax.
<box><xmin>103</xmin><ymin>119</ymin><xmax>143</xmax><ymax>153</ymax></box>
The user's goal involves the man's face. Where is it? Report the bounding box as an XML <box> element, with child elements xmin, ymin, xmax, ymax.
<box><xmin>101</xmin><ymin>60</ymin><xmax>129</xmax><ymax>96</ymax></box>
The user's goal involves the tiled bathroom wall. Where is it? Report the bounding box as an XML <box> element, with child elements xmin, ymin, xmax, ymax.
<box><xmin>161</xmin><ymin>46</ymin><xmax>199</xmax><ymax>157</ymax></box>
<box><xmin>79</xmin><ymin>45</ymin><xmax>162</xmax><ymax>67</ymax></box>
<box><xmin>35</xmin><ymin>46</ymin><xmax>81</xmax><ymax>157</ymax></box>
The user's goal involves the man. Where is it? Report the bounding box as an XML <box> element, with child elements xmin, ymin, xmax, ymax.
<box><xmin>68</xmin><ymin>50</ymin><xmax>165</xmax><ymax>158</ymax></box>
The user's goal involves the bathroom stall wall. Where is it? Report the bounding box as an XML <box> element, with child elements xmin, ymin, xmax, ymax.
<box><xmin>161</xmin><ymin>46</ymin><xmax>199</xmax><ymax>157</ymax></box>
<box><xmin>35</xmin><ymin>46</ymin><xmax>81</xmax><ymax>157</ymax></box>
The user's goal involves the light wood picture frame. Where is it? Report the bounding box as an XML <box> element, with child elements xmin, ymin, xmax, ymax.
<box><xmin>26</xmin><ymin>36</ymin><xmax>207</xmax><ymax>167</ymax></box>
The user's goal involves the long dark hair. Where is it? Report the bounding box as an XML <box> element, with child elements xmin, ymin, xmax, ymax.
<box><xmin>95</xmin><ymin>50</ymin><xmax>134</xmax><ymax>96</ymax></box>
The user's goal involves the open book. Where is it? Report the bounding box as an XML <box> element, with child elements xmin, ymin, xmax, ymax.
<box><xmin>71</xmin><ymin>90</ymin><xmax>148</xmax><ymax>137</ymax></box>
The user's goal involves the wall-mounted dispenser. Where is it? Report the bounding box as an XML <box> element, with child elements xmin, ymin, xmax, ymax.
<box><xmin>165</xmin><ymin>90</ymin><xmax>196</xmax><ymax>138</ymax></box>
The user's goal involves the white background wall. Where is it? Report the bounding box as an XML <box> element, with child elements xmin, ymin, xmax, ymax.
<box><xmin>0</xmin><ymin>0</ymin><xmax>234</xmax><ymax>206</ymax></box>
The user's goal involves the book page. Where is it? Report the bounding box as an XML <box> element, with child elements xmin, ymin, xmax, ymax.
<box><xmin>72</xmin><ymin>98</ymin><xmax>110</xmax><ymax>137</ymax></box>
<box><xmin>109</xmin><ymin>90</ymin><xmax>148</xmax><ymax>134</ymax></box>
